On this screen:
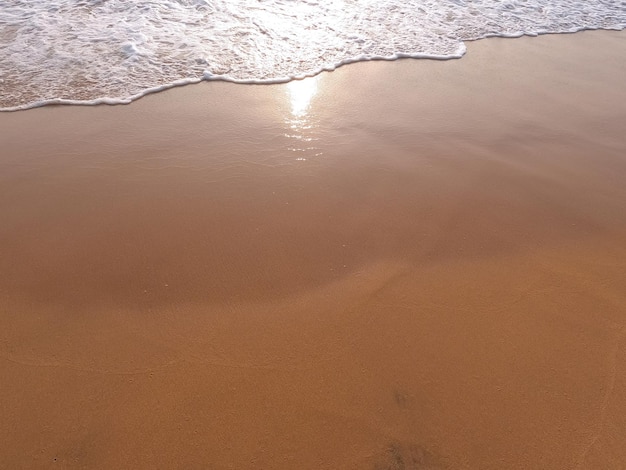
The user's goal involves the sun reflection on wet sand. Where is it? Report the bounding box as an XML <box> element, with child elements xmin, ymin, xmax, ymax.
<box><xmin>287</xmin><ymin>76</ymin><xmax>319</xmax><ymax>118</ymax></box>
<box><xmin>284</xmin><ymin>76</ymin><xmax>322</xmax><ymax>160</ymax></box>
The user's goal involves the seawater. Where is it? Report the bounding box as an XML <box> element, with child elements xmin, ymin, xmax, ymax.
<box><xmin>0</xmin><ymin>0</ymin><xmax>624</xmax><ymax>111</ymax></box>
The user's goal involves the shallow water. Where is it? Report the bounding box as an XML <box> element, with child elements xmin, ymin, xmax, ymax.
<box><xmin>0</xmin><ymin>0</ymin><xmax>625</xmax><ymax>110</ymax></box>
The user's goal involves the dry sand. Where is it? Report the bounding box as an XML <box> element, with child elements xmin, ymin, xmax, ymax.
<box><xmin>1</xmin><ymin>31</ymin><xmax>626</xmax><ymax>469</ymax></box>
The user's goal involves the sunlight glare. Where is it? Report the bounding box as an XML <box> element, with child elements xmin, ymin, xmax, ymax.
<box><xmin>287</xmin><ymin>76</ymin><xmax>319</xmax><ymax>118</ymax></box>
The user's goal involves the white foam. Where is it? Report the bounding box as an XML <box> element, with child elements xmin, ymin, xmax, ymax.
<box><xmin>0</xmin><ymin>0</ymin><xmax>624</xmax><ymax>111</ymax></box>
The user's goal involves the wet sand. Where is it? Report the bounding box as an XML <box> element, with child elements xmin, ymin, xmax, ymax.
<box><xmin>1</xmin><ymin>31</ymin><xmax>626</xmax><ymax>469</ymax></box>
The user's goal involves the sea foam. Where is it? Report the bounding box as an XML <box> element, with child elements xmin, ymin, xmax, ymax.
<box><xmin>0</xmin><ymin>0</ymin><xmax>624</xmax><ymax>111</ymax></box>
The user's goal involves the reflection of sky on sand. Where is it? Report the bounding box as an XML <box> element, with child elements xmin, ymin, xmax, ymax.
<box><xmin>284</xmin><ymin>76</ymin><xmax>322</xmax><ymax>161</ymax></box>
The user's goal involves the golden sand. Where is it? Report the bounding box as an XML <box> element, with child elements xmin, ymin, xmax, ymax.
<box><xmin>1</xmin><ymin>31</ymin><xmax>626</xmax><ymax>469</ymax></box>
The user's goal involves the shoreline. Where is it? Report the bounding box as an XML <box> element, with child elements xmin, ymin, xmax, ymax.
<box><xmin>1</xmin><ymin>30</ymin><xmax>626</xmax><ymax>469</ymax></box>
<box><xmin>1</xmin><ymin>28</ymin><xmax>624</xmax><ymax>113</ymax></box>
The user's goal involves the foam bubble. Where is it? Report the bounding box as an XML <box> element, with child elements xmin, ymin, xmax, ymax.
<box><xmin>0</xmin><ymin>0</ymin><xmax>624</xmax><ymax>111</ymax></box>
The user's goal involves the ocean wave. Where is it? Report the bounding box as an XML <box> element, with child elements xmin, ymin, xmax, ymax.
<box><xmin>0</xmin><ymin>0</ymin><xmax>624</xmax><ymax>110</ymax></box>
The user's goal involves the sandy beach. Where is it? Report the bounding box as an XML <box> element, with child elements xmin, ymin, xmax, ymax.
<box><xmin>1</xmin><ymin>30</ymin><xmax>626</xmax><ymax>469</ymax></box>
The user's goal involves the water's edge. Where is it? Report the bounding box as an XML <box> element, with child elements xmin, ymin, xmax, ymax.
<box><xmin>1</xmin><ymin>26</ymin><xmax>624</xmax><ymax>113</ymax></box>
